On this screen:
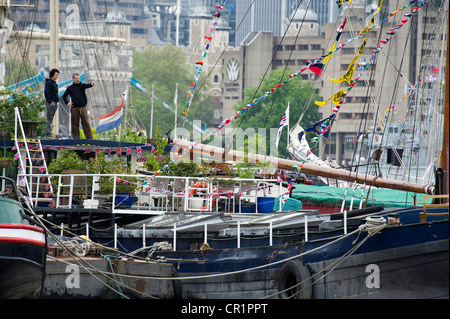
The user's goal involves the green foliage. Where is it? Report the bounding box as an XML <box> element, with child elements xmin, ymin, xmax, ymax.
<box><xmin>47</xmin><ymin>150</ymin><xmax>137</xmax><ymax>195</ymax></box>
<box><xmin>0</xmin><ymin>88</ymin><xmax>46</xmax><ymax>135</ymax></box>
<box><xmin>159</xmin><ymin>161</ymin><xmax>206</xmax><ymax>177</ymax></box>
<box><xmin>97</xmin><ymin>127</ymin><xmax>147</xmax><ymax>143</ymax></box>
<box><xmin>47</xmin><ymin>149</ymin><xmax>87</xmax><ymax>174</ymax></box>
<box><xmin>47</xmin><ymin>149</ymin><xmax>87</xmax><ymax>192</ymax></box>
<box><xmin>85</xmin><ymin>152</ymin><xmax>137</xmax><ymax>194</ymax></box>
<box><xmin>131</xmin><ymin>45</ymin><xmax>215</xmax><ymax>137</ymax></box>
<box><xmin>144</xmin><ymin>126</ymin><xmax>167</xmax><ymax>171</ymax></box>
<box><xmin>232</xmin><ymin>67</ymin><xmax>320</xmax><ymax>158</ymax></box>
<box><xmin>3</xmin><ymin>60</ymin><xmax>38</xmax><ymax>87</ymax></box>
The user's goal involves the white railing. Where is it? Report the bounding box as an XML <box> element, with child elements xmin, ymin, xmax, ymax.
<box><xmin>17</xmin><ymin>173</ymin><xmax>287</xmax><ymax>214</ymax></box>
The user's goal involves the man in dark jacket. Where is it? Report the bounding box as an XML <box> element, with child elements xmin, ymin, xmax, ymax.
<box><xmin>44</xmin><ymin>68</ymin><xmax>60</xmax><ymax>138</ymax></box>
<box><xmin>62</xmin><ymin>73</ymin><xmax>96</xmax><ymax>139</ymax></box>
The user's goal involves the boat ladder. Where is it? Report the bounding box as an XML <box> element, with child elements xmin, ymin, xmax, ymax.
<box><xmin>14</xmin><ymin>107</ymin><xmax>54</xmax><ymax>208</ymax></box>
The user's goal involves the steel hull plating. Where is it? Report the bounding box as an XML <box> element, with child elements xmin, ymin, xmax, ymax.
<box><xmin>0</xmin><ymin>245</ymin><xmax>46</xmax><ymax>298</ymax></box>
<box><xmin>158</xmin><ymin>220</ymin><xmax>449</xmax><ymax>299</ymax></box>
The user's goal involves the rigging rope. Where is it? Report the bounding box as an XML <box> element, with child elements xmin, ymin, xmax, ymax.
<box><xmin>21</xmin><ymin>183</ymin><xmax>389</xmax><ymax>284</ymax></box>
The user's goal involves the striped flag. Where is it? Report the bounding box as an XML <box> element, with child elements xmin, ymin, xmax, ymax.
<box><xmin>336</xmin><ymin>17</ymin><xmax>347</xmax><ymax>41</ymax></box>
<box><xmin>276</xmin><ymin>105</ymin><xmax>289</xmax><ymax>148</ymax></box>
<box><xmin>96</xmin><ymin>89</ymin><xmax>127</xmax><ymax>133</ymax></box>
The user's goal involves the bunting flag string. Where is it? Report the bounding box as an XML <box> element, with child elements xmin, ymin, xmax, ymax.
<box><xmin>180</xmin><ymin>0</ymin><xmax>227</xmax><ymax>124</ymax></box>
<box><xmin>156</xmin><ymin>0</ymin><xmax>427</xmax><ymax>183</ymax></box>
<box><xmin>323</xmin><ymin>17</ymin><xmax>347</xmax><ymax>65</ymax></box>
<box><xmin>104</xmin><ymin>0</ymin><xmax>427</xmax><ymax>192</ymax></box>
<box><xmin>290</xmin><ymin>0</ymin><xmax>428</xmax><ymax>189</ymax></box>
<box><xmin>316</xmin><ymin>0</ymin><xmax>416</xmax><ymax>65</ymax></box>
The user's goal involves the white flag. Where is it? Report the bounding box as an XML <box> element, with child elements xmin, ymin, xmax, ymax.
<box><xmin>174</xmin><ymin>83</ymin><xmax>178</xmax><ymax>106</ymax></box>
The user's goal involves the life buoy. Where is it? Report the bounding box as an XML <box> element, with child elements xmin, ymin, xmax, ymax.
<box><xmin>190</xmin><ymin>182</ymin><xmax>209</xmax><ymax>195</ymax></box>
<box><xmin>277</xmin><ymin>260</ymin><xmax>312</xmax><ymax>299</ymax></box>
<box><xmin>190</xmin><ymin>182</ymin><xmax>217</xmax><ymax>205</ymax></box>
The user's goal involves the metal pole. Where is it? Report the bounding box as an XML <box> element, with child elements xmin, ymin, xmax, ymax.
<box><xmin>174</xmin><ymin>83</ymin><xmax>178</xmax><ymax>138</ymax></box>
<box><xmin>237</xmin><ymin>221</ymin><xmax>240</xmax><ymax>248</ymax></box>
<box><xmin>150</xmin><ymin>84</ymin><xmax>154</xmax><ymax>138</ymax></box>
<box><xmin>50</xmin><ymin>0</ymin><xmax>59</xmax><ymax>137</ymax></box>
<box><xmin>287</xmin><ymin>102</ymin><xmax>290</xmax><ymax>148</ymax></box>
<box><xmin>269</xmin><ymin>221</ymin><xmax>273</xmax><ymax>246</ymax></box>
<box><xmin>176</xmin><ymin>0</ymin><xmax>180</xmax><ymax>46</ymax></box>
<box><xmin>173</xmin><ymin>224</ymin><xmax>177</xmax><ymax>251</ymax></box>
<box><xmin>142</xmin><ymin>224</ymin><xmax>146</xmax><ymax>248</ymax></box>
<box><xmin>114</xmin><ymin>223</ymin><xmax>117</xmax><ymax>249</ymax></box>
<box><xmin>343</xmin><ymin>211</ymin><xmax>347</xmax><ymax>235</ymax></box>
<box><xmin>304</xmin><ymin>215</ymin><xmax>308</xmax><ymax>242</ymax></box>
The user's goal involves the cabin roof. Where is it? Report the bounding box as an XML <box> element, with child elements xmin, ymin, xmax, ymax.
<box><xmin>0</xmin><ymin>138</ymin><xmax>171</xmax><ymax>153</ymax></box>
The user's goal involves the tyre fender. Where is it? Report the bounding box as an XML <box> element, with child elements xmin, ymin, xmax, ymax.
<box><xmin>277</xmin><ymin>260</ymin><xmax>312</xmax><ymax>299</ymax></box>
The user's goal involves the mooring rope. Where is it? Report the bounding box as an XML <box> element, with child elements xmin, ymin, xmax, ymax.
<box><xmin>262</xmin><ymin>217</ymin><xmax>388</xmax><ymax>299</ymax></box>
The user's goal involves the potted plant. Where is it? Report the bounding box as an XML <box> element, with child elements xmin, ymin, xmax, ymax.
<box><xmin>87</xmin><ymin>152</ymin><xmax>138</xmax><ymax>208</ymax></box>
<box><xmin>0</xmin><ymin>88</ymin><xmax>46</xmax><ymax>138</ymax></box>
<box><xmin>144</xmin><ymin>126</ymin><xmax>167</xmax><ymax>171</ymax></box>
<box><xmin>0</xmin><ymin>157</ymin><xmax>13</xmax><ymax>169</ymax></box>
<box><xmin>47</xmin><ymin>149</ymin><xmax>88</xmax><ymax>206</ymax></box>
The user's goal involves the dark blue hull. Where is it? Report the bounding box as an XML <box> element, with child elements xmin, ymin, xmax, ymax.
<box><xmin>154</xmin><ymin>208</ymin><xmax>449</xmax><ymax>298</ymax></box>
<box><xmin>90</xmin><ymin>207</ymin><xmax>448</xmax><ymax>298</ymax></box>
<box><xmin>156</xmin><ymin>218</ymin><xmax>448</xmax><ymax>273</ymax></box>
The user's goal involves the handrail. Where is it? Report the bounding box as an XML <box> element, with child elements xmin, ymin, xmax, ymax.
<box><xmin>17</xmin><ymin>173</ymin><xmax>285</xmax><ymax>213</ymax></box>
<box><xmin>14</xmin><ymin>107</ymin><xmax>33</xmax><ymax>197</ymax></box>
<box><xmin>421</xmin><ymin>195</ymin><xmax>449</xmax><ymax>223</ymax></box>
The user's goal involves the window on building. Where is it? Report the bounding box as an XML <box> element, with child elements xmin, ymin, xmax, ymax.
<box><xmin>284</xmin><ymin>45</ymin><xmax>295</xmax><ymax>51</ymax></box>
<box><xmin>345</xmin><ymin>136</ymin><xmax>356</xmax><ymax>151</ymax></box>
<box><xmin>339</xmin><ymin>113</ymin><xmax>352</xmax><ymax>120</ymax></box>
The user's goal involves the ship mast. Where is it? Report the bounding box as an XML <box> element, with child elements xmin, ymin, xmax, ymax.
<box><xmin>8</xmin><ymin>0</ymin><xmax>126</xmax><ymax>137</ymax></box>
<box><xmin>439</xmin><ymin>15</ymin><xmax>449</xmax><ymax>197</ymax></box>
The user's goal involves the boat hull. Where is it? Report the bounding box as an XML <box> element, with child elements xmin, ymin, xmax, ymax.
<box><xmin>157</xmin><ymin>220</ymin><xmax>449</xmax><ymax>299</ymax></box>
<box><xmin>0</xmin><ymin>224</ymin><xmax>47</xmax><ymax>298</ymax></box>
<box><xmin>175</xmin><ymin>240</ymin><xmax>448</xmax><ymax>299</ymax></box>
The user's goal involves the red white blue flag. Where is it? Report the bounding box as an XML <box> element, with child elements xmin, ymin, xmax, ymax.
<box><xmin>276</xmin><ymin>104</ymin><xmax>289</xmax><ymax>148</ymax></box>
<box><xmin>97</xmin><ymin>90</ymin><xmax>127</xmax><ymax>133</ymax></box>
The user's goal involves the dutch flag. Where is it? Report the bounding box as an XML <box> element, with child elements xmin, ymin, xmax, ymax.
<box><xmin>96</xmin><ymin>90</ymin><xmax>127</xmax><ymax>133</ymax></box>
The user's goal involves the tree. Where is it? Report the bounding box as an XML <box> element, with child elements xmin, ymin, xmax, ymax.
<box><xmin>232</xmin><ymin>67</ymin><xmax>320</xmax><ymax>158</ymax></box>
<box><xmin>130</xmin><ymin>45</ymin><xmax>215</xmax><ymax>139</ymax></box>
<box><xmin>0</xmin><ymin>88</ymin><xmax>46</xmax><ymax>135</ymax></box>
<box><xmin>3</xmin><ymin>60</ymin><xmax>38</xmax><ymax>87</ymax></box>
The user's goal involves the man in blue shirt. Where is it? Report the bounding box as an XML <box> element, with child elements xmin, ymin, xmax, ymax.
<box><xmin>62</xmin><ymin>73</ymin><xmax>96</xmax><ymax>139</ymax></box>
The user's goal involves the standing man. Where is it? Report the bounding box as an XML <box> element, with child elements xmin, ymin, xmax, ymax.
<box><xmin>62</xmin><ymin>73</ymin><xmax>95</xmax><ymax>139</ymax></box>
<box><xmin>44</xmin><ymin>68</ymin><xmax>60</xmax><ymax>139</ymax></box>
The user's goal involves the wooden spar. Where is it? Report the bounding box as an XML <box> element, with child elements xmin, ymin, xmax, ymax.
<box><xmin>173</xmin><ymin>138</ymin><xmax>435</xmax><ymax>195</ymax></box>
<box><xmin>11</xmin><ymin>31</ymin><xmax>127</xmax><ymax>43</ymax></box>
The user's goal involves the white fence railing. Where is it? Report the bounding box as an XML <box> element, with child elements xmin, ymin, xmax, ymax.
<box><xmin>18</xmin><ymin>173</ymin><xmax>287</xmax><ymax>214</ymax></box>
